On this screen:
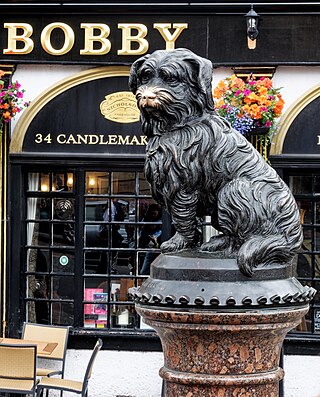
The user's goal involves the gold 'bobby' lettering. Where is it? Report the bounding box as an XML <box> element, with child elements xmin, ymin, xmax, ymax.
<box><xmin>56</xmin><ymin>133</ymin><xmax>147</xmax><ymax>145</ymax></box>
<box><xmin>3</xmin><ymin>22</ymin><xmax>188</xmax><ymax>56</ymax></box>
<box><xmin>100</xmin><ymin>91</ymin><xmax>140</xmax><ymax>123</ymax></box>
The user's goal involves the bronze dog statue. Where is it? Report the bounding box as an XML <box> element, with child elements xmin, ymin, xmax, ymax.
<box><xmin>129</xmin><ymin>48</ymin><xmax>302</xmax><ymax>277</ymax></box>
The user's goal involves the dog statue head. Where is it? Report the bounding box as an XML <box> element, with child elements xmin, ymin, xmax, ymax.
<box><xmin>129</xmin><ymin>48</ymin><xmax>215</xmax><ymax>136</ymax></box>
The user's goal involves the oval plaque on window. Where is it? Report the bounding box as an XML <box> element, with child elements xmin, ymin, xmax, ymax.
<box><xmin>100</xmin><ymin>91</ymin><xmax>140</xmax><ymax>124</ymax></box>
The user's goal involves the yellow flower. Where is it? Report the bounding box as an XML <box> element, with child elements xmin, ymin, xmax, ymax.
<box><xmin>2</xmin><ymin>111</ymin><xmax>11</xmax><ymax>119</ymax></box>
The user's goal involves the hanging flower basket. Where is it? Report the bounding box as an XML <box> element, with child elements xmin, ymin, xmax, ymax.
<box><xmin>0</xmin><ymin>70</ymin><xmax>29</xmax><ymax>136</ymax></box>
<box><xmin>213</xmin><ymin>74</ymin><xmax>284</xmax><ymax>138</ymax></box>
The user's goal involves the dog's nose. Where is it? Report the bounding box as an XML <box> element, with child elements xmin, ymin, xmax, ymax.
<box><xmin>140</xmin><ymin>89</ymin><xmax>157</xmax><ymax>108</ymax></box>
<box><xmin>142</xmin><ymin>92</ymin><xmax>156</xmax><ymax>100</ymax></box>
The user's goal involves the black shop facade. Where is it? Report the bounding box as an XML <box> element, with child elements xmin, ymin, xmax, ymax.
<box><xmin>1</xmin><ymin>2</ymin><xmax>320</xmax><ymax>355</ymax></box>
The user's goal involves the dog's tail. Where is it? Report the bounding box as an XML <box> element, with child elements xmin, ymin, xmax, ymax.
<box><xmin>238</xmin><ymin>230</ymin><xmax>302</xmax><ymax>277</ymax></box>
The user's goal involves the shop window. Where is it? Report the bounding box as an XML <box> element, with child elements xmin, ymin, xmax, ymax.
<box><xmin>24</xmin><ymin>169</ymin><xmax>163</xmax><ymax>332</ymax></box>
<box><xmin>289</xmin><ymin>173</ymin><xmax>320</xmax><ymax>335</ymax></box>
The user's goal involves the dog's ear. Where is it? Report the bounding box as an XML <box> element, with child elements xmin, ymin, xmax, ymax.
<box><xmin>177</xmin><ymin>49</ymin><xmax>214</xmax><ymax>110</ymax></box>
<box><xmin>129</xmin><ymin>54</ymin><xmax>150</xmax><ymax>94</ymax></box>
<box><xmin>189</xmin><ymin>56</ymin><xmax>215</xmax><ymax>109</ymax></box>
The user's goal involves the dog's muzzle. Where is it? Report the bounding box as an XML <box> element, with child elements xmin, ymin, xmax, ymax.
<box><xmin>137</xmin><ymin>87</ymin><xmax>158</xmax><ymax>109</ymax></box>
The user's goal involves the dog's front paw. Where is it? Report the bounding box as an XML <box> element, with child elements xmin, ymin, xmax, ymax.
<box><xmin>161</xmin><ymin>232</ymin><xmax>191</xmax><ymax>253</ymax></box>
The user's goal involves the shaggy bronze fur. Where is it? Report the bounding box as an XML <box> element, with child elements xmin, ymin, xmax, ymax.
<box><xmin>129</xmin><ymin>48</ymin><xmax>302</xmax><ymax>277</ymax></box>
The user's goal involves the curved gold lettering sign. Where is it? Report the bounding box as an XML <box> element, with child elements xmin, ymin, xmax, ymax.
<box><xmin>100</xmin><ymin>91</ymin><xmax>140</xmax><ymax>123</ymax></box>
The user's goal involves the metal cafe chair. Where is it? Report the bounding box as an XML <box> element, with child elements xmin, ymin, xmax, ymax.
<box><xmin>36</xmin><ymin>339</ymin><xmax>103</xmax><ymax>397</ymax></box>
<box><xmin>0</xmin><ymin>343</ymin><xmax>38</xmax><ymax>396</ymax></box>
<box><xmin>22</xmin><ymin>322</ymin><xmax>70</xmax><ymax>379</ymax></box>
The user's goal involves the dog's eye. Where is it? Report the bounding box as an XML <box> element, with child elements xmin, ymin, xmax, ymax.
<box><xmin>160</xmin><ymin>71</ymin><xmax>178</xmax><ymax>84</ymax></box>
<box><xmin>140</xmin><ymin>69</ymin><xmax>153</xmax><ymax>84</ymax></box>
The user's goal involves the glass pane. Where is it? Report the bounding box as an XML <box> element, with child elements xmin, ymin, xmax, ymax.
<box><xmin>289</xmin><ymin>175</ymin><xmax>312</xmax><ymax>194</ymax></box>
<box><xmin>109</xmin><ymin>250</ymin><xmax>132</xmax><ymax>274</ymax></box>
<box><xmin>111</xmin><ymin>278</ymin><xmax>135</xmax><ymax>302</ymax></box>
<box><xmin>110</xmin><ymin>224</ymin><xmax>127</xmax><ymax>248</ymax></box>
<box><xmin>315</xmin><ymin>202</ymin><xmax>320</xmax><ymax>224</ymax></box>
<box><xmin>297</xmin><ymin>200</ymin><xmax>312</xmax><ymax>224</ymax></box>
<box><xmin>52</xmin><ymin>250</ymin><xmax>74</xmax><ymax>273</ymax></box>
<box><xmin>314</xmin><ymin>176</ymin><xmax>320</xmax><ymax>194</ymax></box>
<box><xmin>314</xmin><ymin>227</ymin><xmax>320</xmax><ymax>251</ymax></box>
<box><xmin>27</xmin><ymin>172</ymin><xmax>41</xmax><ymax>192</ymax></box>
<box><xmin>139</xmin><ymin>172</ymin><xmax>151</xmax><ymax>195</ymax></box>
<box><xmin>138</xmin><ymin>199</ymin><xmax>161</xmax><ymax>222</ymax></box>
<box><xmin>52</xmin><ymin>302</ymin><xmax>74</xmax><ymax>325</ymax></box>
<box><xmin>27</xmin><ymin>248</ymin><xmax>50</xmax><ymax>272</ymax></box>
<box><xmin>39</xmin><ymin>198</ymin><xmax>51</xmax><ymax>220</ymax></box>
<box><xmin>297</xmin><ymin>253</ymin><xmax>313</xmax><ymax>278</ymax></box>
<box><xmin>39</xmin><ymin>173</ymin><xmax>50</xmax><ymax>192</ymax></box>
<box><xmin>111</xmin><ymin>304</ymin><xmax>135</xmax><ymax>329</ymax></box>
<box><xmin>52</xmin><ymin>276</ymin><xmax>74</xmax><ymax>299</ymax></box>
<box><xmin>302</xmin><ymin>226</ymin><xmax>313</xmax><ymax>246</ymax></box>
<box><xmin>52</xmin><ymin>223</ymin><xmax>75</xmax><ymax>246</ymax></box>
<box><xmin>85</xmin><ymin>172</ymin><xmax>109</xmax><ymax>195</ymax></box>
<box><xmin>84</xmin><ymin>250</ymin><xmax>109</xmax><ymax>274</ymax></box>
<box><xmin>27</xmin><ymin>300</ymin><xmax>49</xmax><ymax>325</ymax></box>
<box><xmin>52</xmin><ymin>172</ymin><xmax>73</xmax><ymax>192</ymax></box>
<box><xmin>112</xmin><ymin>172</ymin><xmax>136</xmax><ymax>194</ymax></box>
<box><xmin>85</xmin><ymin>198</ymin><xmax>107</xmax><ymax>221</ymax></box>
<box><xmin>27</xmin><ymin>222</ymin><xmax>50</xmax><ymax>246</ymax></box>
<box><xmin>53</xmin><ymin>198</ymin><xmax>74</xmax><ymax>221</ymax></box>
<box><xmin>314</xmin><ymin>308</ymin><xmax>320</xmax><ymax>333</ymax></box>
<box><xmin>27</xmin><ymin>275</ymin><xmax>49</xmax><ymax>299</ymax></box>
<box><xmin>84</xmin><ymin>278</ymin><xmax>108</xmax><ymax>328</ymax></box>
<box><xmin>85</xmin><ymin>225</ymin><xmax>105</xmax><ymax>248</ymax></box>
<box><xmin>138</xmin><ymin>204</ymin><xmax>163</xmax><ymax>246</ymax></box>
<box><xmin>138</xmin><ymin>250</ymin><xmax>160</xmax><ymax>276</ymax></box>
<box><xmin>27</xmin><ymin>198</ymin><xmax>51</xmax><ymax>220</ymax></box>
<box><xmin>313</xmin><ymin>281</ymin><xmax>320</xmax><ymax>305</ymax></box>
<box><xmin>126</xmin><ymin>225</ymin><xmax>136</xmax><ymax>249</ymax></box>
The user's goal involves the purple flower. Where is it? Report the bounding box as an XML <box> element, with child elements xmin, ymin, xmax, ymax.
<box><xmin>16</xmin><ymin>91</ymin><xmax>24</xmax><ymax>98</ymax></box>
<box><xmin>243</xmin><ymin>88</ymin><xmax>252</xmax><ymax>96</ymax></box>
<box><xmin>234</xmin><ymin>90</ymin><xmax>241</xmax><ymax>96</ymax></box>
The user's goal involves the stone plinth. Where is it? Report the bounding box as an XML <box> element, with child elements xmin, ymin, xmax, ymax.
<box><xmin>134</xmin><ymin>252</ymin><xmax>315</xmax><ymax>397</ymax></box>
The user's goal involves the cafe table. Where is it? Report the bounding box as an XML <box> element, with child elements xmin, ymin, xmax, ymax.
<box><xmin>0</xmin><ymin>337</ymin><xmax>58</xmax><ymax>356</ymax></box>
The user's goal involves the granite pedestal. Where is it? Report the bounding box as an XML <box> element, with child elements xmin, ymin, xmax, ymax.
<box><xmin>135</xmin><ymin>252</ymin><xmax>315</xmax><ymax>397</ymax></box>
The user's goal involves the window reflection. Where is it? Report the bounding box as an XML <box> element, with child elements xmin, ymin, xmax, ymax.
<box><xmin>85</xmin><ymin>172</ymin><xmax>109</xmax><ymax>195</ymax></box>
<box><xmin>290</xmin><ymin>173</ymin><xmax>320</xmax><ymax>335</ymax></box>
<box><xmin>112</xmin><ymin>171</ymin><xmax>136</xmax><ymax>194</ymax></box>
<box><xmin>290</xmin><ymin>175</ymin><xmax>312</xmax><ymax>194</ymax></box>
<box><xmin>26</xmin><ymin>169</ymin><xmax>165</xmax><ymax>331</ymax></box>
<box><xmin>28</xmin><ymin>172</ymin><xmax>74</xmax><ymax>192</ymax></box>
<box><xmin>52</xmin><ymin>173</ymin><xmax>74</xmax><ymax>192</ymax></box>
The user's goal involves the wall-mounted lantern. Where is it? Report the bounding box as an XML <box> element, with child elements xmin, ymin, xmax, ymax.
<box><xmin>245</xmin><ymin>5</ymin><xmax>260</xmax><ymax>49</ymax></box>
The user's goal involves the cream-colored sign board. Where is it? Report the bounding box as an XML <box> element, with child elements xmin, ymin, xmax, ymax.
<box><xmin>100</xmin><ymin>92</ymin><xmax>140</xmax><ymax>123</ymax></box>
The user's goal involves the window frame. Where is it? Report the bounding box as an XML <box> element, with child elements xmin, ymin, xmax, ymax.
<box><xmin>8</xmin><ymin>159</ymin><xmax>164</xmax><ymax>350</ymax></box>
